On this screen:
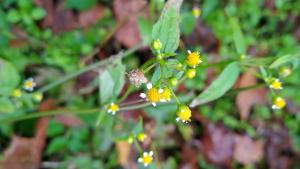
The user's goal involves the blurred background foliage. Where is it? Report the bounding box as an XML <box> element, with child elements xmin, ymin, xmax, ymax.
<box><xmin>0</xmin><ymin>0</ymin><xmax>300</xmax><ymax>169</ymax></box>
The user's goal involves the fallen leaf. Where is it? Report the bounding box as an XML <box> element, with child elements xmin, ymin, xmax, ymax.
<box><xmin>264</xmin><ymin>127</ymin><xmax>296</xmax><ymax>169</ymax></box>
<box><xmin>233</xmin><ymin>135</ymin><xmax>264</xmax><ymax>165</ymax></box>
<box><xmin>78</xmin><ymin>5</ymin><xmax>105</xmax><ymax>29</ymax></box>
<box><xmin>184</xmin><ymin>20</ymin><xmax>219</xmax><ymax>53</ymax></box>
<box><xmin>236</xmin><ymin>69</ymin><xmax>267</xmax><ymax>120</ymax></box>
<box><xmin>0</xmin><ymin>99</ymin><xmax>55</xmax><ymax>169</ymax></box>
<box><xmin>199</xmin><ymin>122</ymin><xmax>235</xmax><ymax>167</ymax></box>
<box><xmin>113</xmin><ymin>0</ymin><xmax>148</xmax><ymax>48</ymax></box>
<box><xmin>116</xmin><ymin>141</ymin><xmax>131</xmax><ymax>167</ymax></box>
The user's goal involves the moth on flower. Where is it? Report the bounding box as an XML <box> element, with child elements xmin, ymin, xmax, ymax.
<box><xmin>23</xmin><ymin>78</ymin><xmax>36</xmax><ymax>92</ymax></box>
<box><xmin>269</xmin><ymin>78</ymin><xmax>282</xmax><ymax>90</ymax></box>
<box><xmin>272</xmin><ymin>97</ymin><xmax>286</xmax><ymax>110</ymax></box>
<box><xmin>107</xmin><ymin>103</ymin><xmax>119</xmax><ymax>115</ymax></box>
<box><xmin>138</xmin><ymin>151</ymin><xmax>154</xmax><ymax>167</ymax></box>
<box><xmin>140</xmin><ymin>83</ymin><xmax>163</xmax><ymax>107</ymax></box>
<box><xmin>186</xmin><ymin>50</ymin><xmax>202</xmax><ymax>68</ymax></box>
<box><xmin>176</xmin><ymin>105</ymin><xmax>192</xmax><ymax>123</ymax></box>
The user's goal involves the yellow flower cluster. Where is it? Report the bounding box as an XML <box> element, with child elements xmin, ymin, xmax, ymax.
<box><xmin>140</xmin><ymin>83</ymin><xmax>172</xmax><ymax>107</ymax></box>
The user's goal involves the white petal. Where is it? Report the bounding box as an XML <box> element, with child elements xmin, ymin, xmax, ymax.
<box><xmin>181</xmin><ymin>110</ymin><xmax>184</xmax><ymax>112</ymax></box>
<box><xmin>140</xmin><ymin>93</ymin><xmax>146</xmax><ymax>98</ymax></box>
<box><xmin>143</xmin><ymin>152</ymin><xmax>148</xmax><ymax>156</ymax></box>
<box><xmin>272</xmin><ymin>105</ymin><xmax>277</xmax><ymax>109</ymax></box>
<box><xmin>187</xmin><ymin>50</ymin><xmax>191</xmax><ymax>54</ymax></box>
<box><xmin>176</xmin><ymin>117</ymin><xmax>180</xmax><ymax>121</ymax></box>
<box><xmin>146</xmin><ymin>83</ymin><xmax>152</xmax><ymax>89</ymax></box>
<box><xmin>110</xmin><ymin>103</ymin><xmax>114</xmax><ymax>106</ymax></box>
<box><xmin>108</xmin><ymin>109</ymin><xmax>112</xmax><ymax>113</ymax></box>
<box><xmin>112</xmin><ymin>111</ymin><xmax>116</xmax><ymax>115</ymax></box>
<box><xmin>149</xmin><ymin>151</ymin><xmax>154</xmax><ymax>156</ymax></box>
<box><xmin>158</xmin><ymin>89</ymin><xmax>163</xmax><ymax>93</ymax></box>
<box><xmin>144</xmin><ymin>163</ymin><xmax>148</xmax><ymax>167</ymax></box>
<box><xmin>160</xmin><ymin>99</ymin><xmax>166</xmax><ymax>102</ymax></box>
<box><xmin>152</xmin><ymin>102</ymin><xmax>156</xmax><ymax>107</ymax></box>
<box><xmin>138</xmin><ymin>158</ymin><xmax>143</xmax><ymax>162</ymax></box>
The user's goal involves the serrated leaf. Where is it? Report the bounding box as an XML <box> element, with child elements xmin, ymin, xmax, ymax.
<box><xmin>269</xmin><ymin>53</ymin><xmax>300</xmax><ymax>69</ymax></box>
<box><xmin>152</xmin><ymin>0</ymin><xmax>182</xmax><ymax>53</ymax></box>
<box><xmin>0</xmin><ymin>59</ymin><xmax>20</xmax><ymax>96</ymax></box>
<box><xmin>190</xmin><ymin>62</ymin><xmax>240</xmax><ymax>107</ymax></box>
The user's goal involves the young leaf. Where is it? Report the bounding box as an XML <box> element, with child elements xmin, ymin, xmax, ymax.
<box><xmin>0</xmin><ymin>59</ymin><xmax>20</xmax><ymax>96</ymax></box>
<box><xmin>190</xmin><ymin>62</ymin><xmax>240</xmax><ymax>107</ymax></box>
<box><xmin>269</xmin><ymin>53</ymin><xmax>300</xmax><ymax>69</ymax></box>
<box><xmin>229</xmin><ymin>17</ymin><xmax>246</xmax><ymax>55</ymax></box>
<box><xmin>152</xmin><ymin>0</ymin><xmax>183</xmax><ymax>53</ymax></box>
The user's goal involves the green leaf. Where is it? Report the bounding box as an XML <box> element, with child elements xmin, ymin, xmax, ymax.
<box><xmin>99</xmin><ymin>60</ymin><xmax>125</xmax><ymax>104</ymax></box>
<box><xmin>152</xmin><ymin>1</ymin><xmax>181</xmax><ymax>53</ymax></box>
<box><xmin>132</xmin><ymin>118</ymin><xmax>143</xmax><ymax>135</ymax></box>
<box><xmin>31</xmin><ymin>7</ymin><xmax>46</xmax><ymax>20</ymax></box>
<box><xmin>229</xmin><ymin>17</ymin><xmax>246</xmax><ymax>55</ymax></box>
<box><xmin>180</xmin><ymin>12</ymin><xmax>196</xmax><ymax>36</ymax></box>
<box><xmin>269</xmin><ymin>53</ymin><xmax>300</xmax><ymax>69</ymax></box>
<box><xmin>65</xmin><ymin>0</ymin><xmax>97</xmax><ymax>11</ymax></box>
<box><xmin>190</xmin><ymin>62</ymin><xmax>240</xmax><ymax>107</ymax></box>
<box><xmin>0</xmin><ymin>97</ymin><xmax>14</xmax><ymax>113</ymax></box>
<box><xmin>137</xmin><ymin>17</ymin><xmax>152</xmax><ymax>44</ymax></box>
<box><xmin>99</xmin><ymin>70</ymin><xmax>114</xmax><ymax>104</ymax></box>
<box><xmin>7</xmin><ymin>9</ymin><xmax>20</xmax><ymax>23</ymax></box>
<box><xmin>0</xmin><ymin>59</ymin><xmax>20</xmax><ymax>96</ymax></box>
<box><xmin>46</xmin><ymin>136</ymin><xmax>68</xmax><ymax>155</ymax></box>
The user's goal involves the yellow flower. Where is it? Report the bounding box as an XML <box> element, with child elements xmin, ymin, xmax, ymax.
<box><xmin>138</xmin><ymin>151</ymin><xmax>154</xmax><ymax>167</ymax></box>
<box><xmin>269</xmin><ymin>78</ymin><xmax>282</xmax><ymax>90</ymax></box>
<box><xmin>279</xmin><ymin>67</ymin><xmax>291</xmax><ymax>77</ymax></box>
<box><xmin>185</xmin><ymin>68</ymin><xmax>196</xmax><ymax>79</ymax></box>
<box><xmin>137</xmin><ymin>133</ymin><xmax>147</xmax><ymax>142</ymax></box>
<box><xmin>107</xmin><ymin>103</ymin><xmax>119</xmax><ymax>115</ymax></box>
<box><xmin>23</xmin><ymin>78</ymin><xmax>36</xmax><ymax>92</ymax></box>
<box><xmin>176</xmin><ymin>105</ymin><xmax>192</xmax><ymax>123</ymax></box>
<box><xmin>140</xmin><ymin>83</ymin><xmax>162</xmax><ymax>107</ymax></box>
<box><xmin>159</xmin><ymin>87</ymin><xmax>171</xmax><ymax>102</ymax></box>
<box><xmin>12</xmin><ymin>89</ymin><xmax>21</xmax><ymax>98</ymax></box>
<box><xmin>192</xmin><ymin>7</ymin><xmax>201</xmax><ymax>18</ymax></box>
<box><xmin>272</xmin><ymin>97</ymin><xmax>286</xmax><ymax>109</ymax></box>
<box><xmin>186</xmin><ymin>50</ymin><xmax>202</xmax><ymax>68</ymax></box>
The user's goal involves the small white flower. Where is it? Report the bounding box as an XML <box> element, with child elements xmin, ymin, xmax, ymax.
<box><xmin>138</xmin><ymin>151</ymin><xmax>154</xmax><ymax>167</ymax></box>
<box><xmin>107</xmin><ymin>103</ymin><xmax>119</xmax><ymax>115</ymax></box>
<box><xmin>23</xmin><ymin>78</ymin><xmax>36</xmax><ymax>92</ymax></box>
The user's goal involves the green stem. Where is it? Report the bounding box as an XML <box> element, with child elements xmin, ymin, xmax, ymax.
<box><xmin>39</xmin><ymin>43</ymin><xmax>143</xmax><ymax>93</ymax></box>
<box><xmin>118</xmin><ymin>85</ymin><xmax>135</xmax><ymax>103</ymax></box>
<box><xmin>134</xmin><ymin>139</ymin><xmax>143</xmax><ymax>153</ymax></box>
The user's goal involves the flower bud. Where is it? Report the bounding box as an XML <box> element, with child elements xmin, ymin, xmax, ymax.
<box><xmin>185</xmin><ymin>69</ymin><xmax>196</xmax><ymax>79</ymax></box>
<box><xmin>152</xmin><ymin>39</ymin><xmax>162</xmax><ymax>51</ymax></box>
<box><xmin>169</xmin><ymin>77</ymin><xmax>178</xmax><ymax>86</ymax></box>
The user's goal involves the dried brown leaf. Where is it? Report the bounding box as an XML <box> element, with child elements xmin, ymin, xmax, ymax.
<box><xmin>233</xmin><ymin>135</ymin><xmax>264</xmax><ymax>165</ymax></box>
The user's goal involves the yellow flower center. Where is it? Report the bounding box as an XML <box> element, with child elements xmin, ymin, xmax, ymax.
<box><xmin>274</xmin><ymin>97</ymin><xmax>286</xmax><ymax>109</ymax></box>
<box><xmin>142</xmin><ymin>155</ymin><xmax>153</xmax><ymax>165</ymax></box>
<box><xmin>137</xmin><ymin>133</ymin><xmax>147</xmax><ymax>142</ymax></box>
<box><xmin>270</xmin><ymin>81</ymin><xmax>282</xmax><ymax>90</ymax></box>
<box><xmin>186</xmin><ymin>51</ymin><xmax>201</xmax><ymax>67</ymax></box>
<box><xmin>146</xmin><ymin>88</ymin><xmax>160</xmax><ymax>102</ymax></box>
<box><xmin>160</xmin><ymin>87</ymin><xmax>171</xmax><ymax>101</ymax></box>
<box><xmin>12</xmin><ymin>89</ymin><xmax>21</xmax><ymax>98</ymax></box>
<box><xmin>192</xmin><ymin>8</ymin><xmax>201</xmax><ymax>18</ymax></box>
<box><xmin>24</xmin><ymin>81</ymin><xmax>34</xmax><ymax>88</ymax></box>
<box><xmin>109</xmin><ymin>103</ymin><xmax>119</xmax><ymax>112</ymax></box>
<box><xmin>177</xmin><ymin>105</ymin><xmax>192</xmax><ymax>122</ymax></box>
